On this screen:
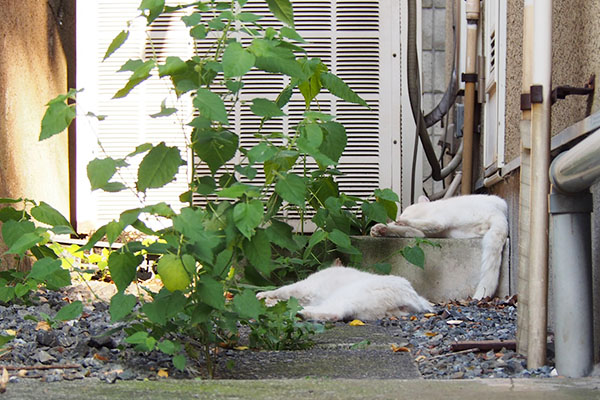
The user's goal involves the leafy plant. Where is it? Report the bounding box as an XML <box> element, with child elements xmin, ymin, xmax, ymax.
<box><xmin>1</xmin><ymin>0</ymin><xmax>412</xmax><ymax>378</ymax></box>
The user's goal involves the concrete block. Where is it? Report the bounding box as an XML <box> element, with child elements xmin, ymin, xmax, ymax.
<box><xmin>421</xmin><ymin>8</ymin><xmax>433</xmax><ymax>51</ymax></box>
<box><xmin>422</xmin><ymin>51</ymin><xmax>433</xmax><ymax>92</ymax></box>
<box><xmin>350</xmin><ymin>236</ymin><xmax>510</xmax><ymax>303</ymax></box>
<box><xmin>432</xmin><ymin>8</ymin><xmax>447</xmax><ymax>50</ymax></box>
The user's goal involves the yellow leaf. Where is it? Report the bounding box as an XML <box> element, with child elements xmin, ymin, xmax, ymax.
<box><xmin>35</xmin><ymin>321</ymin><xmax>51</xmax><ymax>331</ymax></box>
<box><xmin>157</xmin><ymin>369</ymin><xmax>169</xmax><ymax>378</ymax></box>
<box><xmin>348</xmin><ymin>319</ymin><xmax>365</xmax><ymax>326</ymax></box>
<box><xmin>391</xmin><ymin>344</ymin><xmax>410</xmax><ymax>353</ymax></box>
<box><xmin>425</xmin><ymin>331</ymin><xmax>438</xmax><ymax>337</ymax></box>
<box><xmin>424</xmin><ymin>313</ymin><xmax>436</xmax><ymax>318</ymax></box>
<box><xmin>4</xmin><ymin>329</ymin><xmax>17</xmax><ymax>336</ymax></box>
<box><xmin>234</xmin><ymin>346</ymin><xmax>249</xmax><ymax>351</ymax></box>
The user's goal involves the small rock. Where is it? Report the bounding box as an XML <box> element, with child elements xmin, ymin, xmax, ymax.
<box><xmin>35</xmin><ymin>350</ymin><xmax>56</xmax><ymax>364</ymax></box>
<box><xmin>36</xmin><ymin>331</ymin><xmax>58</xmax><ymax>347</ymax></box>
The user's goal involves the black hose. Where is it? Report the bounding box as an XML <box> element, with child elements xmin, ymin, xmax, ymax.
<box><xmin>407</xmin><ymin>0</ymin><xmax>462</xmax><ymax>187</ymax></box>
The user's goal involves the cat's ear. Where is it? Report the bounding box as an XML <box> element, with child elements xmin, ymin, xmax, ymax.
<box><xmin>417</xmin><ymin>195</ymin><xmax>430</xmax><ymax>203</ymax></box>
<box><xmin>332</xmin><ymin>258</ymin><xmax>344</xmax><ymax>267</ymax></box>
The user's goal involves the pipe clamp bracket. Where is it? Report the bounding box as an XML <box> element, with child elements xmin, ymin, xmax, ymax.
<box><xmin>461</xmin><ymin>73</ymin><xmax>478</xmax><ymax>83</ymax></box>
<box><xmin>549</xmin><ymin>191</ymin><xmax>593</xmax><ymax>214</ymax></box>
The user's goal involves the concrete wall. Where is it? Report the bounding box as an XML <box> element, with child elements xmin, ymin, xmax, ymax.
<box><xmin>0</xmin><ymin>0</ymin><xmax>75</xmax><ymax>268</ymax></box>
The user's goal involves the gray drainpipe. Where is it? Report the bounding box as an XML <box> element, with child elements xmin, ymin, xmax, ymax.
<box><xmin>548</xmin><ymin>127</ymin><xmax>600</xmax><ymax>377</ymax></box>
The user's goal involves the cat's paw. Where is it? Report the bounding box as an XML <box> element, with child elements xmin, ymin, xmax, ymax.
<box><xmin>370</xmin><ymin>223</ymin><xmax>389</xmax><ymax>237</ymax></box>
<box><xmin>256</xmin><ymin>291</ymin><xmax>279</xmax><ymax>307</ymax></box>
<box><xmin>299</xmin><ymin>307</ymin><xmax>340</xmax><ymax>322</ymax></box>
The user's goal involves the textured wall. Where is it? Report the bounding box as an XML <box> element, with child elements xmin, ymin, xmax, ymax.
<box><xmin>0</xmin><ymin>0</ymin><xmax>75</xmax><ymax>268</ymax></box>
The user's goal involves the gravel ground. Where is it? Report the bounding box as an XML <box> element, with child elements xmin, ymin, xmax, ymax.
<box><xmin>0</xmin><ymin>287</ymin><xmax>555</xmax><ymax>384</ymax></box>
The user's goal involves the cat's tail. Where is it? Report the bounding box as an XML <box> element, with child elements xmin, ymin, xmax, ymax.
<box><xmin>473</xmin><ymin>214</ymin><xmax>508</xmax><ymax>299</ymax></box>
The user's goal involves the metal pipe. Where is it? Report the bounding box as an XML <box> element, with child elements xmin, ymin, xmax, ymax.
<box><xmin>550</xmin><ymin>129</ymin><xmax>600</xmax><ymax>193</ymax></box>
<box><xmin>460</xmin><ymin>0</ymin><xmax>479</xmax><ymax>195</ymax></box>
<box><xmin>549</xmin><ymin>189</ymin><xmax>594</xmax><ymax>377</ymax></box>
<box><xmin>527</xmin><ymin>0</ymin><xmax>552</xmax><ymax>370</ymax></box>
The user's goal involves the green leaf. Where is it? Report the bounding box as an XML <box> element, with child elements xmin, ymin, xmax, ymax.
<box><xmin>87</xmin><ymin>158</ymin><xmax>126</xmax><ymax>191</ymax></box>
<box><xmin>103</xmin><ymin>30</ymin><xmax>129</xmax><ymax>61</ymax></box>
<box><xmin>124</xmin><ymin>331</ymin><xmax>156</xmax><ymax>352</ymax></box>
<box><xmin>374</xmin><ymin>188</ymin><xmax>399</xmax><ymax>202</ymax></box>
<box><xmin>172</xmin><ymin>208</ymin><xmax>220</xmax><ymax>262</ymax></box>
<box><xmin>0</xmin><ymin>207</ymin><xmax>24</xmax><ymax>223</ymax></box>
<box><xmin>265</xmin><ymin>219</ymin><xmax>299</xmax><ymax>251</ymax></box>
<box><xmin>280</xmin><ymin>26</ymin><xmax>305</xmax><ymax>42</ymax></box>
<box><xmin>275</xmin><ymin>173</ymin><xmax>306</xmax><ymax>206</ymax></box>
<box><xmin>5</xmin><ymin>232</ymin><xmax>44</xmax><ymax>256</ymax></box>
<box><xmin>172</xmin><ymin>354</ymin><xmax>187</xmax><ymax>371</ymax></box>
<box><xmin>265</xmin><ymin>0</ymin><xmax>294</xmax><ymax>27</ymax></box>
<box><xmin>250</xmin><ymin>98</ymin><xmax>286</xmax><ymax>119</ymax></box>
<box><xmin>108</xmin><ymin>252</ymin><xmax>143</xmax><ymax>292</ymax></box>
<box><xmin>233</xmin><ymin>289</ymin><xmax>263</xmax><ymax>320</ymax></box>
<box><xmin>40</xmin><ymin>101</ymin><xmax>75</xmax><ymax>141</ymax></box>
<box><xmin>320</xmin><ymin>72</ymin><xmax>369</xmax><ymax>107</ymax></box>
<box><xmin>308</xmin><ymin>176</ymin><xmax>338</xmax><ymax>210</ymax></box>
<box><xmin>136</xmin><ymin>142</ymin><xmax>185</xmax><ymax>192</ymax></box>
<box><xmin>198</xmin><ymin>275</ymin><xmax>225</xmax><ymax>310</ymax></box>
<box><xmin>158</xmin><ymin>339</ymin><xmax>180</xmax><ymax>355</ymax></box>
<box><xmin>31</xmin><ymin>202</ymin><xmax>74</xmax><ymax>234</ymax></box>
<box><xmin>328</xmin><ymin>228</ymin><xmax>352</xmax><ymax>249</ymax></box>
<box><xmin>242</xmin><ymin>229</ymin><xmax>272</xmax><ymax>275</ymax></box>
<box><xmin>318</xmin><ymin>121</ymin><xmax>347</xmax><ymax>167</ymax></box>
<box><xmin>109</xmin><ymin>292</ymin><xmax>137</xmax><ymax>322</ymax></box>
<box><xmin>361</xmin><ymin>202</ymin><xmax>389</xmax><ymax>224</ymax></box>
<box><xmin>139</xmin><ymin>0</ymin><xmax>165</xmax><ymax>24</ymax></box>
<box><xmin>1</xmin><ymin>220</ymin><xmax>36</xmax><ymax>249</ymax></box>
<box><xmin>0</xmin><ymin>334</ymin><xmax>14</xmax><ymax>347</ymax></box>
<box><xmin>222</xmin><ymin>42</ymin><xmax>256</xmax><ymax>78</ymax></box>
<box><xmin>158</xmin><ymin>56</ymin><xmax>187</xmax><ymax>77</ymax></box>
<box><xmin>189</xmin><ymin>24</ymin><xmax>207</xmax><ymax>40</ymax></box>
<box><xmin>193</xmin><ymin>88</ymin><xmax>228</xmax><ymax>124</ymax></box>
<box><xmin>402</xmin><ymin>245</ymin><xmax>425</xmax><ymax>269</ymax></box>
<box><xmin>28</xmin><ymin>259</ymin><xmax>70</xmax><ymax>289</ymax></box>
<box><xmin>299</xmin><ymin>59</ymin><xmax>327</xmax><ymax>108</ymax></box>
<box><xmin>114</xmin><ymin>60</ymin><xmax>155</xmax><ymax>98</ymax></box>
<box><xmin>142</xmin><ymin>289</ymin><xmax>188</xmax><ymax>325</ymax></box>
<box><xmin>192</xmin><ymin>128</ymin><xmax>238</xmax><ymax>174</ymax></box>
<box><xmin>374</xmin><ymin>189</ymin><xmax>399</xmax><ymax>220</ymax></box>
<box><xmin>54</xmin><ymin>301</ymin><xmax>83</xmax><ymax>322</ymax></box>
<box><xmin>213</xmin><ymin>248</ymin><xmax>233</xmax><ymax>278</ymax></box>
<box><xmin>233</xmin><ymin>200</ymin><xmax>264</xmax><ymax>239</ymax></box>
<box><xmin>105</xmin><ymin>220</ymin><xmax>125</xmax><ymax>244</ymax></box>
<box><xmin>374</xmin><ymin>262</ymin><xmax>392</xmax><ymax>275</ymax></box>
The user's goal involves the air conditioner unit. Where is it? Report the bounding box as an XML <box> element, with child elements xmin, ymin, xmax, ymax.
<box><xmin>76</xmin><ymin>0</ymin><xmax>421</xmax><ymax>232</ymax></box>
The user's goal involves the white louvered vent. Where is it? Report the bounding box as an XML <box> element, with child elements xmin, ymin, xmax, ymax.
<box><xmin>482</xmin><ymin>0</ymin><xmax>506</xmax><ymax>173</ymax></box>
<box><xmin>77</xmin><ymin>0</ymin><xmax>410</xmax><ymax>233</ymax></box>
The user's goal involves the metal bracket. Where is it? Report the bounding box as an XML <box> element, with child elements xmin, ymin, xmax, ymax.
<box><xmin>551</xmin><ymin>75</ymin><xmax>595</xmax><ymax>104</ymax></box>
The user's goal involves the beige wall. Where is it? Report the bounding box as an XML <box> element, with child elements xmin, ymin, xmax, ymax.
<box><xmin>503</xmin><ymin>0</ymin><xmax>600</xmax><ymax>163</ymax></box>
<box><xmin>0</xmin><ymin>0</ymin><xmax>75</xmax><ymax>268</ymax></box>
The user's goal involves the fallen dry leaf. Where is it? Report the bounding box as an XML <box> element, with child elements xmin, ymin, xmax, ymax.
<box><xmin>234</xmin><ymin>346</ymin><xmax>249</xmax><ymax>351</ymax></box>
<box><xmin>93</xmin><ymin>353</ymin><xmax>108</xmax><ymax>362</ymax></box>
<box><xmin>425</xmin><ymin>331</ymin><xmax>439</xmax><ymax>337</ymax></box>
<box><xmin>4</xmin><ymin>329</ymin><xmax>16</xmax><ymax>336</ymax></box>
<box><xmin>157</xmin><ymin>369</ymin><xmax>169</xmax><ymax>378</ymax></box>
<box><xmin>424</xmin><ymin>313</ymin><xmax>436</xmax><ymax>318</ymax></box>
<box><xmin>35</xmin><ymin>321</ymin><xmax>51</xmax><ymax>331</ymax></box>
<box><xmin>0</xmin><ymin>368</ymin><xmax>8</xmax><ymax>393</ymax></box>
<box><xmin>410</xmin><ymin>316</ymin><xmax>418</xmax><ymax>321</ymax></box>
<box><xmin>446</xmin><ymin>319</ymin><xmax>464</xmax><ymax>325</ymax></box>
<box><xmin>415</xmin><ymin>355</ymin><xmax>427</xmax><ymax>362</ymax></box>
<box><xmin>391</xmin><ymin>344</ymin><xmax>410</xmax><ymax>353</ymax></box>
<box><xmin>348</xmin><ymin>319</ymin><xmax>365</xmax><ymax>326</ymax></box>
<box><xmin>17</xmin><ymin>369</ymin><xmax>27</xmax><ymax>378</ymax></box>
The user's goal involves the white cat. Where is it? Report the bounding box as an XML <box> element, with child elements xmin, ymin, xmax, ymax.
<box><xmin>370</xmin><ymin>194</ymin><xmax>508</xmax><ymax>299</ymax></box>
<box><xmin>256</xmin><ymin>259</ymin><xmax>433</xmax><ymax>321</ymax></box>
